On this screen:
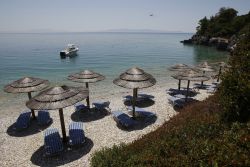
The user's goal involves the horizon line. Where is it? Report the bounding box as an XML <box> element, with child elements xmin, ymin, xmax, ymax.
<box><xmin>0</xmin><ymin>31</ymin><xmax>195</xmax><ymax>34</ymax></box>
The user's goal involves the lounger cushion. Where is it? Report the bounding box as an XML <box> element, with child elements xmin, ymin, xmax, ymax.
<box><xmin>167</xmin><ymin>88</ymin><xmax>189</xmax><ymax>96</ymax></box>
<box><xmin>44</xmin><ymin>128</ymin><xmax>63</xmax><ymax>156</ymax></box>
<box><xmin>75</xmin><ymin>103</ymin><xmax>88</xmax><ymax>112</ymax></box>
<box><xmin>15</xmin><ymin>111</ymin><xmax>31</xmax><ymax>130</ymax></box>
<box><xmin>127</xmin><ymin>106</ymin><xmax>156</xmax><ymax>118</ymax></box>
<box><xmin>174</xmin><ymin>94</ymin><xmax>186</xmax><ymax>99</ymax></box>
<box><xmin>168</xmin><ymin>96</ymin><xmax>185</xmax><ymax>107</ymax></box>
<box><xmin>207</xmin><ymin>86</ymin><xmax>216</xmax><ymax>93</ymax></box>
<box><xmin>123</xmin><ymin>94</ymin><xmax>154</xmax><ymax>101</ymax></box>
<box><xmin>138</xmin><ymin>93</ymin><xmax>154</xmax><ymax>99</ymax></box>
<box><xmin>69</xmin><ymin>122</ymin><xmax>85</xmax><ymax>145</ymax></box>
<box><xmin>112</xmin><ymin>111</ymin><xmax>135</xmax><ymax>128</ymax></box>
<box><xmin>38</xmin><ymin>110</ymin><xmax>52</xmax><ymax>125</ymax></box>
<box><xmin>92</xmin><ymin>101</ymin><xmax>110</xmax><ymax>110</ymax></box>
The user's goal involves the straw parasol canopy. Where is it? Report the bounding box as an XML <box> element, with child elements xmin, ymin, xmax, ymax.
<box><xmin>26</xmin><ymin>85</ymin><xmax>89</xmax><ymax>142</ymax></box>
<box><xmin>195</xmin><ymin>62</ymin><xmax>214</xmax><ymax>86</ymax></box>
<box><xmin>113</xmin><ymin>67</ymin><xmax>156</xmax><ymax>89</ymax></box>
<box><xmin>113</xmin><ymin>67</ymin><xmax>156</xmax><ymax>117</ymax></box>
<box><xmin>4</xmin><ymin>77</ymin><xmax>49</xmax><ymax>119</ymax></box>
<box><xmin>213</xmin><ymin>61</ymin><xmax>231</xmax><ymax>82</ymax></box>
<box><xmin>172</xmin><ymin>69</ymin><xmax>210</xmax><ymax>82</ymax></box>
<box><xmin>168</xmin><ymin>64</ymin><xmax>191</xmax><ymax>90</ymax></box>
<box><xmin>4</xmin><ymin>77</ymin><xmax>49</xmax><ymax>93</ymax></box>
<box><xmin>68</xmin><ymin>70</ymin><xmax>105</xmax><ymax>83</ymax></box>
<box><xmin>168</xmin><ymin>64</ymin><xmax>190</xmax><ymax>71</ymax></box>
<box><xmin>196</xmin><ymin>61</ymin><xmax>215</xmax><ymax>72</ymax></box>
<box><xmin>172</xmin><ymin>70</ymin><xmax>210</xmax><ymax>100</ymax></box>
<box><xmin>68</xmin><ymin>70</ymin><xmax>105</xmax><ymax>108</ymax></box>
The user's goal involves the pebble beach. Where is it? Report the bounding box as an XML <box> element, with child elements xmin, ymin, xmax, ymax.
<box><xmin>0</xmin><ymin>79</ymin><xmax>212</xmax><ymax>167</ymax></box>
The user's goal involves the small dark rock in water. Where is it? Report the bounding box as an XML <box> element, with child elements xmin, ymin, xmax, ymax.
<box><xmin>180</xmin><ymin>39</ymin><xmax>193</xmax><ymax>44</ymax></box>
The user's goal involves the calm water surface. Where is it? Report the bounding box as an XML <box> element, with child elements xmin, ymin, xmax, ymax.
<box><xmin>0</xmin><ymin>33</ymin><xmax>228</xmax><ymax>105</ymax></box>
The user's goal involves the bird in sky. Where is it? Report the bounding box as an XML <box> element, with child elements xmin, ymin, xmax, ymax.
<box><xmin>149</xmin><ymin>14</ymin><xmax>154</xmax><ymax>16</ymax></box>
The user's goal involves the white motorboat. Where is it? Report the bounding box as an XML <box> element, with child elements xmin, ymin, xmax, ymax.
<box><xmin>60</xmin><ymin>44</ymin><xmax>79</xmax><ymax>57</ymax></box>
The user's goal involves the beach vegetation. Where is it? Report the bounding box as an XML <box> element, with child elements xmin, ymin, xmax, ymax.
<box><xmin>218</xmin><ymin>30</ymin><xmax>250</xmax><ymax>123</ymax></box>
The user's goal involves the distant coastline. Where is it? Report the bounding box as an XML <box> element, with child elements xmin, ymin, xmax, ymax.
<box><xmin>0</xmin><ymin>29</ymin><xmax>193</xmax><ymax>34</ymax></box>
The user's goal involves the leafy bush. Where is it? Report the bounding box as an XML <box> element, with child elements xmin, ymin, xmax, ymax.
<box><xmin>91</xmin><ymin>96</ymin><xmax>250</xmax><ymax>166</ymax></box>
<box><xmin>218</xmin><ymin>30</ymin><xmax>250</xmax><ymax>122</ymax></box>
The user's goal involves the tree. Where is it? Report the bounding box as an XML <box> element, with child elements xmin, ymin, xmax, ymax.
<box><xmin>216</xmin><ymin>7</ymin><xmax>238</xmax><ymax>23</ymax></box>
<box><xmin>196</xmin><ymin>17</ymin><xmax>209</xmax><ymax>35</ymax></box>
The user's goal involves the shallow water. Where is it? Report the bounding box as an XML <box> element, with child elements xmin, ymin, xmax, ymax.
<box><xmin>0</xmin><ymin>32</ymin><xmax>228</xmax><ymax>108</ymax></box>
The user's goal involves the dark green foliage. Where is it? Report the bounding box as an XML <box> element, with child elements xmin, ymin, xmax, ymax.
<box><xmin>196</xmin><ymin>7</ymin><xmax>249</xmax><ymax>38</ymax></box>
<box><xmin>91</xmin><ymin>96</ymin><xmax>250</xmax><ymax>167</ymax></box>
<box><xmin>196</xmin><ymin>17</ymin><xmax>209</xmax><ymax>35</ymax></box>
<box><xmin>218</xmin><ymin>30</ymin><xmax>250</xmax><ymax>122</ymax></box>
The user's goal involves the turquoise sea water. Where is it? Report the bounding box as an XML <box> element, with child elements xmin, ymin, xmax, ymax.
<box><xmin>0</xmin><ymin>32</ymin><xmax>228</xmax><ymax>106</ymax></box>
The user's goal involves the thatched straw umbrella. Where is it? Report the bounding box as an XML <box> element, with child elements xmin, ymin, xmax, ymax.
<box><xmin>168</xmin><ymin>64</ymin><xmax>190</xmax><ymax>90</ymax></box>
<box><xmin>113</xmin><ymin>67</ymin><xmax>156</xmax><ymax>118</ymax></box>
<box><xmin>4</xmin><ymin>77</ymin><xmax>49</xmax><ymax>119</ymax></box>
<box><xmin>196</xmin><ymin>62</ymin><xmax>214</xmax><ymax>86</ymax></box>
<box><xmin>26</xmin><ymin>85</ymin><xmax>89</xmax><ymax>142</ymax></box>
<box><xmin>196</xmin><ymin>62</ymin><xmax>214</xmax><ymax>72</ymax></box>
<box><xmin>215</xmin><ymin>62</ymin><xmax>231</xmax><ymax>82</ymax></box>
<box><xmin>68</xmin><ymin>70</ymin><xmax>105</xmax><ymax>108</ymax></box>
<box><xmin>172</xmin><ymin>70</ymin><xmax>210</xmax><ymax>101</ymax></box>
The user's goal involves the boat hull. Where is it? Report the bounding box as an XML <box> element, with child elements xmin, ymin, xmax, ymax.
<box><xmin>60</xmin><ymin>49</ymin><xmax>78</xmax><ymax>58</ymax></box>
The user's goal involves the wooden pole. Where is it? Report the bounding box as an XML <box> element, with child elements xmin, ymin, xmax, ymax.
<box><xmin>201</xmin><ymin>71</ymin><xmax>205</xmax><ymax>87</ymax></box>
<box><xmin>217</xmin><ymin>66</ymin><xmax>222</xmax><ymax>82</ymax></box>
<box><xmin>132</xmin><ymin>88</ymin><xmax>138</xmax><ymax>118</ymax></box>
<box><xmin>59</xmin><ymin>108</ymin><xmax>67</xmax><ymax>142</ymax></box>
<box><xmin>28</xmin><ymin>92</ymin><xmax>36</xmax><ymax>119</ymax></box>
<box><xmin>85</xmin><ymin>82</ymin><xmax>90</xmax><ymax>108</ymax></box>
<box><xmin>185</xmin><ymin>80</ymin><xmax>190</xmax><ymax>102</ymax></box>
<box><xmin>178</xmin><ymin>79</ymin><xmax>181</xmax><ymax>90</ymax></box>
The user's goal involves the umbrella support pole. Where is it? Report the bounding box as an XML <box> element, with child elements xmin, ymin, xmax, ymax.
<box><xmin>132</xmin><ymin>88</ymin><xmax>138</xmax><ymax>119</ymax></box>
<box><xmin>85</xmin><ymin>83</ymin><xmax>90</xmax><ymax>108</ymax></box>
<box><xmin>59</xmin><ymin>108</ymin><xmax>67</xmax><ymax>142</ymax></box>
<box><xmin>217</xmin><ymin>66</ymin><xmax>222</xmax><ymax>82</ymax></box>
<box><xmin>200</xmin><ymin>71</ymin><xmax>205</xmax><ymax>88</ymax></box>
<box><xmin>28</xmin><ymin>92</ymin><xmax>36</xmax><ymax>119</ymax></box>
<box><xmin>201</xmin><ymin>81</ymin><xmax>204</xmax><ymax>88</ymax></box>
<box><xmin>185</xmin><ymin>80</ymin><xmax>190</xmax><ymax>102</ymax></box>
<box><xmin>178</xmin><ymin>80</ymin><xmax>181</xmax><ymax>90</ymax></box>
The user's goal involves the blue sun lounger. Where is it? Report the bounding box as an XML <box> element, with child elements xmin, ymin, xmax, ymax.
<box><xmin>37</xmin><ymin>110</ymin><xmax>52</xmax><ymax>126</ymax></box>
<box><xmin>92</xmin><ymin>101</ymin><xmax>110</xmax><ymax>110</ymax></box>
<box><xmin>127</xmin><ymin>106</ymin><xmax>156</xmax><ymax>118</ymax></box>
<box><xmin>75</xmin><ymin>102</ymin><xmax>88</xmax><ymax>112</ymax></box>
<box><xmin>112</xmin><ymin>111</ymin><xmax>135</xmax><ymax>129</ymax></box>
<box><xmin>168</xmin><ymin>96</ymin><xmax>185</xmax><ymax>108</ymax></box>
<box><xmin>206</xmin><ymin>85</ymin><xmax>217</xmax><ymax>93</ymax></box>
<box><xmin>138</xmin><ymin>93</ymin><xmax>154</xmax><ymax>99</ymax></box>
<box><xmin>44</xmin><ymin>128</ymin><xmax>63</xmax><ymax>156</ymax></box>
<box><xmin>15</xmin><ymin>111</ymin><xmax>31</xmax><ymax>130</ymax></box>
<box><xmin>123</xmin><ymin>93</ymin><xmax>154</xmax><ymax>102</ymax></box>
<box><xmin>69</xmin><ymin>122</ymin><xmax>85</xmax><ymax>146</ymax></box>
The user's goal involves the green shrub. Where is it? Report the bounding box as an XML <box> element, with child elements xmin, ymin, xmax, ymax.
<box><xmin>218</xmin><ymin>30</ymin><xmax>250</xmax><ymax>122</ymax></box>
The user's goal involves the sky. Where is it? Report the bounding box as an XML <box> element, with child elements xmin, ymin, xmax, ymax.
<box><xmin>0</xmin><ymin>0</ymin><xmax>249</xmax><ymax>33</ymax></box>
